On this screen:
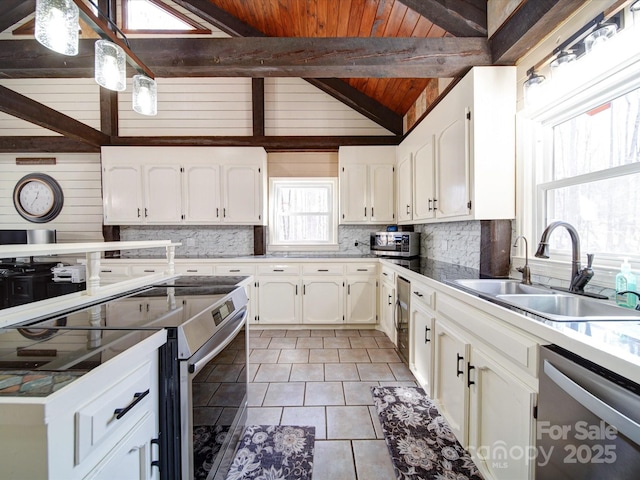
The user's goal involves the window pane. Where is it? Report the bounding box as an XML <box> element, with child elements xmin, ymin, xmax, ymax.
<box><xmin>126</xmin><ymin>0</ymin><xmax>195</xmax><ymax>30</ymax></box>
<box><xmin>276</xmin><ymin>215</ymin><xmax>329</xmax><ymax>243</ymax></box>
<box><xmin>276</xmin><ymin>187</ymin><xmax>329</xmax><ymax>214</ymax></box>
<box><xmin>552</xmin><ymin>87</ymin><xmax>640</xmax><ymax>180</ymax></box>
<box><xmin>545</xmin><ymin>172</ymin><xmax>640</xmax><ymax>255</ymax></box>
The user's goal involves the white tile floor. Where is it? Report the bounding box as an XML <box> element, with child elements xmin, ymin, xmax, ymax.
<box><xmin>247</xmin><ymin>328</ymin><xmax>417</xmax><ymax>479</ymax></box>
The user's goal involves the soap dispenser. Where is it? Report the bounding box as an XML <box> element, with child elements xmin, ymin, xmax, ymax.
<box><xmin>616</xmin><ymin>259</ymin><xmax>637</xmax><ymax>308</ymax></box>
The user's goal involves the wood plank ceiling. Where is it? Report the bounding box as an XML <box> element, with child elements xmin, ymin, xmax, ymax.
<box><xmin>205</xmin><ymin>0</ymin><xmax>455</xmax><ymax>116</ymax></box>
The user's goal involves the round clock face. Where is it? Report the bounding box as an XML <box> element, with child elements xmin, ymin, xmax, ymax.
<box><xmin>13</xmin><ymin>173</ymin><xmax>64</xmax><ymax>223</ymax></box>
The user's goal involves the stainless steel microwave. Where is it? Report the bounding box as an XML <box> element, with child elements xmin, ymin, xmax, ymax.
<box><xmin>370</xmin><ymin>232</ymin><xmax>420</xmax><ymax>257</ymax></box>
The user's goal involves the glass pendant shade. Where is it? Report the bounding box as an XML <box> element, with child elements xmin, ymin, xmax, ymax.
<box><xmin>523</xmin><ymin>71</ymin><xmax>546</xmax><ymax>108</ymax></box>
<box><xmin>95</xmin><ymin>40</ymin><xmax>126</xmax><ymax>91</ymax></box>
<box><xmin>584</xmin><ymin>23</ymin><xmax>617</xmax><ymax>53</ymax></box>
<box><xmin>133</xmin><ymin>75</ymin><xmax>158</xmax><ymax>116</ymax></box>
<box><xmin>550</xmin><ymin>50</ymin><xmax>577</xmax><ymax>78</ymax></box>
<box><xmin>35</xmin><ymin>0</ymin><xmax>79</xmax><ymax>56</ymax></box>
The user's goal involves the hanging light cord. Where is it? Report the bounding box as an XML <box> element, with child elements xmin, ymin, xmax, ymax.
<box><xmin>83</xmin><ymin>0</ymin><xmax>132</xmax><ymax>49</ymax></box>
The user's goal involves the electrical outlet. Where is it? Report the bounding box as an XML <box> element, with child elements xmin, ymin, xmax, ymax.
<box><xmin>186</xmin><ymin>238</ymin><xmax>196</xmax><ymax>247</ymax></box>
<box><xmin>355</xmin><ymin>241</ymin><xmax>359</xmax><ymax>247</ymax></box>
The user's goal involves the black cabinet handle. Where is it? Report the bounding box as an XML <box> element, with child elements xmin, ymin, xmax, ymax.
<box><xmin>273</xmin><ymin>269</ymin><xmax>284</xmax><ymax>272</ymax></box>
<box><xmin>223</xmin><ymin>208</ymin><xmax>227</xmax><ymax>217</ymax></box>
<box><xmin>428</xmin><ymin>198</ymin><xmax>433</xmax><ymax>211</ymax></box>
<box><xmin>388</xmin><ymin>294</ymin><xmax>392</xmax><ymax>305</ymax></box>
<box><xmin>433</xmin><ymin>199</ymin><xmax>438</xmax><ymax>210</ymax></box>
<box><xmin>295</xmin><ymin>285</ymin><xmax>298</xmax><ymax>295</ymax></box>
<box><xmin>348</xmin><ymin>284</ymin><xmax>351</xmax><ymax>295</ymax></box>
<box><xmin>318</xmin><ymin>269</ymin><xmax>329</xmax><ymax>272</ymax></box>
<box><xmin>143</xmin><ymin>269</ymin><xmax>155</xmax><ymax>273</ymax></box>
<box><xmin>114</xmin><ymin>389</ymin><xmax>150</xmax><ymax>419</ymax></box>
<box><xmin>144</xmin><ymin>208</ymin><xmax>148</xmax><ymax>217</ymax></box>
<box><xmin>151</xmin><ymin>437</ymin><xmax>160</xmax><ymax>470</ymax></box>
<box><xmin>406</xmin><ymin>204</ymin><xmax>410</xmax><ymax>214</ymax></box>
<box><xmin>467</xmin><ymin>363</ymin><xmax>475</xmax><ymax>387</ymax></box>
<box><xmin>456</xmin><ymin>354</ymin><xmax>464</xmax><ymax>377</ymax></box>
<box><xmin>216</xmin><ymin>207</ymin><xmax>219</xmax><ymax>218</ymax></box>
<box><xmin>101</xmin><ymin>269</ymin><xmax>112</xmax><ymax>273</ymax></box>
<box><xmin>364</xmin><ymin>207</ymin><xmax>367</xmax><ymax>217</ymax></box>
<box><xmin>425</xmin><ymin>326</ymin><xmax>431</xmax><ymax>344</ymax></box>
<box><xmin>137</xmin><ymin>208</ymin><xmax>141</xmax><ymax>217</ymax></box>
<box><xmin>371</xmin><ymin>207</ymin><xmax>374</xmax><ymax>217</ymax></box>
<box><xmin>187</xmin><ymin>269</ymin><xmax>197</xmax><ymax>273</ymax></box>
<box><xmin>357</xmin><ymin>268</ymin><xmax>367</xmax><ymax>272</ymax></box>
<box><xmin>413</xmin><ymin>291</ymin><xmax>423</xmax><ymax>297</ymax></box>
<box><xmin>230</xmin><ymin>269</ymin><xmax>240</xmax><ymax>272</ymax></box>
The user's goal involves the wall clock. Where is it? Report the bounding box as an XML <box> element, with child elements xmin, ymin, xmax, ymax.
<box><xmin>13</xmin><ymin>173</ymin><xmax>64</xmax><ymax>223</ymax></box>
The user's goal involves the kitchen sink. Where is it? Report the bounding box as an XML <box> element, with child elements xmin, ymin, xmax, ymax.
<box><xmin>451</xmin><ymin>278</ymin><xmax>640</xmax><ymax>322</ymax></box>
<box><xmin>494</xmin><ymin>294</ymin><xmax>640</xmax><ymax>322</ymax></box>
<box><xmin>451</xmin><ymin>279</ymin><xmax>556</xmax><ymax>296</ymax></box>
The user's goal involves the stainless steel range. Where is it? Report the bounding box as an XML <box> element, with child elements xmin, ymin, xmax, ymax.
<box><xmin>0</xmin><ymin>278</ymin><xmax>249</xmax><ymax>480</ymax></box>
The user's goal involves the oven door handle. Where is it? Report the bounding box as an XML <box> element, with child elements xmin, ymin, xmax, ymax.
<box><xmin>543</xmin><ymin>359</ymin><xmax>640</xmax><ymax>446</ymax></box>
<box><xmin>188</xmin><ymin>307</ymin><xmax>247</xmax><ymax>374</ymax></box>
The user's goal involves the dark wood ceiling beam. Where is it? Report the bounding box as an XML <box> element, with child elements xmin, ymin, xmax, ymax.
<box><xmin>0</xmin><ymin>37</ymin><xmax>491</xmax><ymax>78</ymax></box>
<box><xmin>398</xmin><ymin>0</ymin><xmax>487</xmax><ymax>37</ymax></box>
<box><xmin>0</xmin><ymin>137</ymin><xmax>100</xmax><ymax>153</ymax></box>
<box><xmin>490</xmin><ymin>0</ymin><xmax>585</xmax><ymax>64</ymax></box>
<box><xmin>0</xmin><ymin>85</ymin><xmax>110</xmax><ymax>148</ymax></box>
<box><xmin>110</xmin><ymin>135</ymin><xmax>400</xmax><ymax>149</ymax></box>
<box><xmin>0</xmin><ymin>1</ymin><xmax>35</xmax><ymax>34</ymax></box>
<box><xmin>172</xmin><ymin>0</ymin><xmax>402</xmax><ymax>133</ymax></box>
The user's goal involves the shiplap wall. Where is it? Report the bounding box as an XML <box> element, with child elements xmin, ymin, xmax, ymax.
<box><xmin>0</xmin><ymin>79</ymin><xmax>100</xmax><ymax>135</ymax></box>
<box><xmin>0</xmin><ymin>154</ymin><xmax>104</xmax><ymax>242</ymax></box>
<box><xmin>265</xmin><ymin>78</ymin><xmax>393</xmax><ymax>136</ymax></box>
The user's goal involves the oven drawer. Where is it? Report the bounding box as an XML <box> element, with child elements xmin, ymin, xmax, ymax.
<box><xmin>75</xmin><ymin>360</ymin><xmax>154</xmax><ymax>464</ymax></box>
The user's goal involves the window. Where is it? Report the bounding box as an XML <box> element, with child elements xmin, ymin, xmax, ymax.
<box><xmin>122</xmin><ymin>0</ymin><xmax>211</xmax><ymax>34</ymax></box>
<box><xmin>533</xmin><ymin>76</ymin><xmax>640</xmax><ymax>263</ymax></box>
<box><xmin>269</xmin><ymin>178</ymin><xmax>338</xmax><ymax>250</ymax></box>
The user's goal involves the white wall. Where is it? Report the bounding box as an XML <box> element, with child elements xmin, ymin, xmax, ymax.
<box><xmin>0</xmin><ymin>153</ymin><xmax>104</xmax><ymax>243</ymax></box>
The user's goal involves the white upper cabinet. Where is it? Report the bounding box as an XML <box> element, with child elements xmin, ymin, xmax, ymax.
<box><xmin>397</xmin><ymin>66</ymin><xmax>516</xmax><ymax>224</ymax></box>
<box><xmin>101</xmin><ymin>147</ymin><xmax>266</xmax><ymax>226</ymax></box>
<box><xmin>339</xmin><ymin>146</ymin><xmax>395</xmax><ymax>224</ymax></box>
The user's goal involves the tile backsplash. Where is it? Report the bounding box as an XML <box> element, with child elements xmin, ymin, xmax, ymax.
<box><xmin>415</xmin><ymin>221</ymin><xmax>482</xmax><ymax>269</ymax></box>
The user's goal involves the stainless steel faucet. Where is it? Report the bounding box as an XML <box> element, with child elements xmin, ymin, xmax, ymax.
<box><xmin>535</xmin><ymin>221</ymin><xmax>594</xmax><ymax>293</ymax></box>
<box><xmin>513</xmin><ymin>235</ymin><xmax>532</xmax><ymax>285</ymax></box>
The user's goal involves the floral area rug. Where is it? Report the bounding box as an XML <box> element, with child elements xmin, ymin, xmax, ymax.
<box><xmin>193</xmin><ymin>424</ymin><xmax>230</xmax><ymax>480</ymax></box>
<box><xmin>371</xmin><ymin>386</ymin><xmax>483</xmax><ymax>480</ymax></box>
<box><xmin>225</xmin><ymin>425</ymin><xmax>315</xmax><ymax>480</ymax></box>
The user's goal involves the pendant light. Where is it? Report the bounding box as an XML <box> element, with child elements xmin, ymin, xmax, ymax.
<box><xmin>35</xmin><ymin>0</ymin><xmax>79</xmax><ymax>56</ymax></box>
<box><xmin>584</xmin><ymin>23</ymin><xmax>617</xmax><ymax>53</ymax></box>
<box><xmin>133</xmin><ymin>75</ymin><xmax>158</xmax><ymax>116</ymax></box>
<box><xmin>523</xmin><ymin>69</ymin><xmax>546</xmax><ymax>108</ymax></box>
<box><xmin>95</xmin><ymin>39</ymin><xmax>126</xmax><ymax>91</ymax></box>
<box><xmin>549</xmin><ymin>50</ymin><xmax>577</xmax><ymax>78</ymax></box>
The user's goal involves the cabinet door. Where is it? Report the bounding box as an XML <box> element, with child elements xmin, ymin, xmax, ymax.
<box><xmin>103</xmin><ymin>164</ymin><xmax>143</xmax><ymax>224</ymax></box>
<box><xmin>143</xmin><ymin>164</ymin><xmax>182</xmax><ymax>223</ymax></box>
<box><xmin>379</xmin><ymin>281</ymin><xmax>396</xmax><ymax>344</ymax></box>
<box><xmin>434</xmin><ymin>319</ymin><xmax>470</xmax><ymax>446</ymax></box>
<box><xmin>339</xmin><ymin>164</ymin><xmax>368</xmax><ymax>223</ymax></box>
<box><xmin>410</xmin><ymin>304</ymin><xmax>435</xmax><ymax>398</ymax></box>
<box><xmin>346</xmin><ymin>276</ymin><xmax>377</xmax><ymax>324</ymax></box>
<box><xmin>413</xmin><ymin>137</ymin><xmax>436</xmax><ymax>221</ymax></box>
<box><xmin>223</xmin><ymin>164</ymin><xmax>263</xmax><ymax>224</ymax></box>
<box><xmin>369</xmin><ymin>164</ymin><xmax>395</xmax><ymax>223</ymax></box>
<box><xmin>85</xmin><ymin>412</ymin><xmax>158</xmax><ymax>480</ymax></box>
<box><xmin>468</xmin><ymin>348</ymin><xmax>536</xmax><ymax>480</ymax></box>
<box><xmin>183</xmin><ymin>164</ymin><xmax>221</xmax><ymax>223</ymax></box>
<box><xmin>257</xmin><ymin>277</ymin><xmax>300</xmax><ymax>324</ymax></box>
<box><xmin>302</xmin><ymin>277</ymin><xmax>344</xmax><ymax>324</ymax></box>
<box><xmin>436</xmin><ymin>110</ymin><xmax>471</xmax><ymax>219</ymax></box>
<box><xmin>397</xmin><ymin>154</ymin><xmax>413</xmax><ymax>222</ymax></box>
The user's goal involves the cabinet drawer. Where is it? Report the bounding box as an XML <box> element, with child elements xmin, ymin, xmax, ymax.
<box><xmin>257</xmin><ymin>264</ymin><xmax>300</xmax><ymax>275</ymax></box>
<box><xmin>130</xmin><ymin>265</ymin><xmax>165</xmax><ymax>276</ymax></box>
<box><xmin>380</xmin><ymin>265</ymin><xmax>396</xmax><ymax>283</ymax></box>
<box><xmin>99</xmin><ymin>265</ymin><xmax>130</xmax><ymax>276</ymax></box>
<box><xmin>302</xmin><ymin>264</ymin><xmax>344</xmax><ymax>275</ymax></box>
<box><xmin>175</xmin><ymin>265</ymin><xmax>214</xmax><ymax>275</ymax></box>
<box><xmin>411</xmin><ymin>282</ymin><xmax>436</xmax><ymax>311</ymax></box>
<box><xmin>346</xmin><ymin>263</ymin><xmax>377</xmax><ymax>275</ymax></box>
<box><xmin>76</xmin><ymin>361</ymin><xmax>153</xmax><ymax>464</ymax></box>
<box><xmin>214</xmin><ymin>265</ymin><xmax>256</xmax><ymax>276</ymax></box>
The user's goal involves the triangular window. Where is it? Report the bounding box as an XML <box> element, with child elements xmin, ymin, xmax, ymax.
<box><xmin>122</xmin><ymin>0</ymin><xmax>211</xmax><ymax>34</ymax></box>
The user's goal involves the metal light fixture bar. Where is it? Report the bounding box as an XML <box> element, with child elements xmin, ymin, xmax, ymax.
<box><xmin>72</xmin><ymin>0</ymin><xmax>155</xmax><ymax>79</ymax></box>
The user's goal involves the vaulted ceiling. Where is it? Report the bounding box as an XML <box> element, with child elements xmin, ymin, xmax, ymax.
<box><xmin>0</xmin><ymin>0</ymin><xmax>586</xmax><ymax>151</ymax></box>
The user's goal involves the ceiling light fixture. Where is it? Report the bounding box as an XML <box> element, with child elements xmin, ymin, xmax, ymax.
<box><xmin>523</xmin><ymin>68</ymin><xmax>546</xmax><ymax>108</ymax></box>
<box><xmin>133</xmin><ymin>74</ymin><xmax>158</xmax><ymax>116</ymax></box>
<box><xmin>95</xmin><ymin>39</ymin><xmax>126</xmax><ymax>91</ymax></box>
<box><xmin>549</xmin><ymin>50</ymin><xmax>577</xmax><ymax>78</ymax></box>
<box><xmin>35</xmin><ymin>0</ymin><xmax>79</xmax><ymax>56</ymax></box>
<box><xmin>584</xmin><ymin>22</ymin><xmax>618</xmax><ymax>53</ymax></box>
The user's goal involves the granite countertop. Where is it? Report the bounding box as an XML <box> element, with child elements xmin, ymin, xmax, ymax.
<box><xmin>110</xmin><ymin>253</ymin><xmax>379</xmax><ymax>260</ymax></box>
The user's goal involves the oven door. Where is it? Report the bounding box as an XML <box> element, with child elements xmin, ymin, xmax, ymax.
<box><xmin>180</xmin><ymin>306</ymin><xmax>248</xmax><ymax>480</ymax></box>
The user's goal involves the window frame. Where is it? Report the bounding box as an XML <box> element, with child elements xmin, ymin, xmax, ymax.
<box><xmin>267</xmin><ymin>177</ymin><xmax>339</xmax><ymax>252</ymax></box>
<box><xmin>121</xmin><ymin>0</ymin><xmax>211</xmax><ymax>35</ymax></box>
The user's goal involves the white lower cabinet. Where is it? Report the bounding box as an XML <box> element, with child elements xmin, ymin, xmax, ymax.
<box><xmin>379</xmin><ymin>279</ymin><xmax>396</xmax><ymax>344</ymax></box>
<box><xmin>467</xmin><ymin>348</ymin><xmax>537</xmax><ymax>480</ymax></box>
<box><xmin>302</xmin><ymin>276</ymin><xmax>345</xmax><ymax>324</ymax></box>
<box><xmin>409</xmin><ymin>301</ymin><xmax>435</xmax><ymax>398</ymax></box>
<box><xmin>345</xmin><ymin>276</ymin><xmax>377</xmax><ymax>324</ymax></box>
<box><xmin>256</xmin><ymin>276</ymin><xmax>300</xmax><ymax>324</ymax></box>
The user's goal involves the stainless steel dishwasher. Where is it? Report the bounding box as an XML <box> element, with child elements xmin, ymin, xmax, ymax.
<box><xmin>396</xmin><ymin>275</ymin><xmax>410</xmax><ymax>364</ymax></box>
<box><xmin>537</xmin><ymin>345</ymin><xmax>640</xmax><ymax>479</ymax></box>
